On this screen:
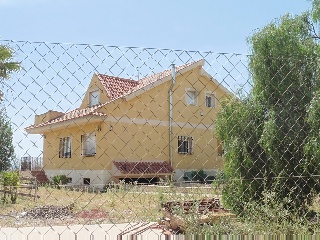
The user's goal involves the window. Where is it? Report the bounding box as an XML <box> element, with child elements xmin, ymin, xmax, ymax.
<box><xmin>59</xmin><ymin>137</ymin><xmax>71</xmax><ymax>158</ymax></box>
<box><xmin>186</xmin><ymin>90</ymin><xmax>197</xmax><ymax>105</ymax></box>
<box><xmin>205</xmin><ymin>93</ymin><xmax>215</xmax><ymax>108</ymax></box>
<box><xmin>81</xmin><ymin>133</ymin><xmax>96</xmax><ymax>156</ymax></box>
<box><xmin>178</xmin><ymin>136</ymin><xmax>193</xmax><ymax>154</ymax></box>
<box><xmin>83</xmin><ymin>178</ymin><xmax>90</xmax><ymax>185</ymax></box>
<box><xmin>89</xmin><ymin>90</ymin><xmax>99</xmax><ymax>107</ymax></box>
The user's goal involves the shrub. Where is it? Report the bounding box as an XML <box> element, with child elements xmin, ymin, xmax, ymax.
<box><xmin>0</xmin><ymin>171</ymin><xmax>20</xmax><ymax>203</ymax></box>
<box><xmin>190</xmin><ymin>169</ymin><xmax>207</xmax><ymax>182</ymax></box>
<box><xmin>52</xmin><ymin>175</ymin><xmax>68</xmax><ymax>188</ymax></box>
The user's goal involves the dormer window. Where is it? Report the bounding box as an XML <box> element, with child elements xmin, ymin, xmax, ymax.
<box><xmin>89</xmin><ymin>90</ymin><xmax>99</xmax><ymax>107</ymax></box>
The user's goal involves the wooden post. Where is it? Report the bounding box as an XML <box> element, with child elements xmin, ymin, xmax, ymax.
<box><xmin>34</xmin><ymin>177</ymin><xmax>37</xmax><ymax>202</ymax></box>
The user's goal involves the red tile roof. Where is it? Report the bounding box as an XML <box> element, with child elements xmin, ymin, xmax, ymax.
<box><xmin>96</xmin><ymin>75</ymin><xmax>138</xmax><ymax>101</ymax></box>
<box><xmin>25</xmin><ymin>107</ymin><xmax>106</xmax><ymax>131</ymax></box>
<box><xmin>25</xmin><ymin>60</ymin><xmax>203</xmax><ymax>132</ymax></box>
<box><xmin>131</xmin><ymin>61</ymin><xmax>197</xmax><ymax>93</ymax></box>
<box><xmin>113</xmin><ymin>161</ymin><xmax>173</xmax><ymax>175</ymax></box>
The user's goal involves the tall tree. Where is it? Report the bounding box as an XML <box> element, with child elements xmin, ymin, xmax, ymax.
<box><xmin>250</xmin><ymin>13</ymin><xmax>319</xmax><ymax>212</ymax></box>
<box><xmin>0</xmin><ymin>44</ymin><xmax>20</xmax><ymax>171</ymax></box>
<box><xmin>0</xmin><ymin>110</ymin><xmax>14</xmax><ymax>171</ymax></box>
<box><xmin>0</xmin><ymin>45</ymin><xmax>20</xmax><ymax>80</ymax></box>
<box><xmin>310</xmin><ymin>0</ymin><xmax>320</xmax><ymax>23</ymax></box>
<box><xmin>216</xmin><ymin>13</ymin><xmax>320</xmax><ymax>215</ymax></box>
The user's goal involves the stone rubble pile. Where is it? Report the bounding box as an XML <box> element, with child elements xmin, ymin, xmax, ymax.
<box><xmin>20</xmin><ymin>203</ymin><xmax>74</xmax><ymax>219</ymax></box>
<box><xmin>159</xmin><ymin>198</ymin><xmax>235</xmax><ymax>234</ymax></box>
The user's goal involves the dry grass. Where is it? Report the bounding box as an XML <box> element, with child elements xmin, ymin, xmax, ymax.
<box><xmin>1</xmin><ymin>185</ymin><xmax>319</xmax><ymax>235</ymax></box>
<box><xmin>0</xmin><ymin>184</ymin><xmax>217</xmax><ymax>228</ymax></box>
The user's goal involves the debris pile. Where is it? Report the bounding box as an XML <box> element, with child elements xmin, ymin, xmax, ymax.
<box><xmin>159</xmin><ymin>198</ymin><xmax>235</xmax><ymax>234</ymax></box>
<box><xmin>77</xmin><ymin>209</ymin><xmax>108</xmax><ymax>219</ymax></box>
<box><xmin>20</xmin><ymin>203</ymin><xmax>74</xmax><ymax>219</ymax></box>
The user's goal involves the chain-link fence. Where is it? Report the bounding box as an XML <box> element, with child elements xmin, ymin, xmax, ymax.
<box><xmin>0</xmin><ymin>40</ymin><xmax>319</xmax><ymax>239</ymax></box>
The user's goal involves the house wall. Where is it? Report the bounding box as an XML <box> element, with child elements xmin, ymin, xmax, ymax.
<box><xmin>170</xmin><ymin>69</ymin><xmax>225</xmax><ymax>177</ymax></box>
<box><xmin>42</xmin><ymin>67</ymin><xmax>227</xmax><ymax>184</ymax></box>
<box><xmin>45</xmin><ymin>169</ymin><xmax>112</xmax><ymax>187</ymax></box>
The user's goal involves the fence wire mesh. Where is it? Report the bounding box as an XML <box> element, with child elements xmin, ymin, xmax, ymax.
<box><xmin>0</xmin><ymin>40</ymin><xmax>319</xmax><ymax>239</ymax></box>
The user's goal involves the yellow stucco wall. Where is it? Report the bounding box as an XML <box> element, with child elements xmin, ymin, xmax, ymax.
<box><xmin>41</xmin><ymin>67</ymin><xmax>227</xmax><ymax>174</ymax></box>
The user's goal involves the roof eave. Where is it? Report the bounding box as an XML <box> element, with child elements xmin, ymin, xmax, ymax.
<box><xmin>25</xmin><ymin>115</ymin><xmax>104</xmax><ymax>134</ymax></box>
<box><xmin>199</xmin><ymin>68</ymin><xmax>234</xmax><ymax>97</ymax></box>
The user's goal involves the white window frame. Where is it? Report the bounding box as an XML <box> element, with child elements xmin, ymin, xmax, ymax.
<box><xmin>81</xmin><ymin>133</ymin><xmax>96</xmax><ymax>157</ymax></box>
<box><xmin>59</xmin><ymin>137</ymin><xmax>71</xmax><ymax>158</ymax></box>
<box><xmin>89</xmin><ymin>89</ymin><xmax>100</xmax><ymax>107</ymax></box>
<box><xmin>178</xmin><ymin>136</ymin><xmax>193</xmax><ymax>154</ymax></box>
<box><xmin>205</xmin><ymin>92</ymin><xmax>215</xmax><ymax>108</ymax></box>
<box><xmin>186</xmin><ymin>89</ymin><xmax>197</xmax><ymax>106</ymax></box>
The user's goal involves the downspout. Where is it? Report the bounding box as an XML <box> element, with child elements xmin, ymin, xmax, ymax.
<box><xmin>169</xmin><ymin>64</ymin><xmax>176</xmax><ymax>177</ymax></box>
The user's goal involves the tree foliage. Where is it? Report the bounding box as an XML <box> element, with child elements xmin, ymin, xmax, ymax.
<box><xmin>216</xmin><ymin>13</ymin><xmax>320</xmax><ymax>215</ymax></box>
<box><xmin>310</xmin><ymin>0</ymin><xmax>320</xmax><ymax>24</ymax></box>
<box><xmin>215</xmin><ymin>98</ymin><xmax>268</xmax><ymax>214</ymax></box>
<box><xmin>0</xmin><ymin>110</ymin><xmax>15</xmax><ymax>171</ymax></box>
<box><xmin>0</xmin><ymin>44</ymin><xmax>20</xmax><ymax>171</ymax></box>
<box><xmin>0</xmin><ymin>171</ymin><xmax>19</xmax><ymax>203</ymax></box>
<box><xmin>0</xmin><ymin>45</ymin><xmax>20</xmax><ymax>81</ymax></box>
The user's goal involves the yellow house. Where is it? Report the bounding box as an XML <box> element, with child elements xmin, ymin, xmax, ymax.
<box><xmin>25</xmin><ymin>59</ymin><xmax>230</xmax><ymax>187</ymax></box>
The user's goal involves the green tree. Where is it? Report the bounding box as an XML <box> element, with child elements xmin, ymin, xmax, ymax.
<box><xmin>304</xmin><ymin>91</ymin><xmax>320</xmax><ymax>194</ymax></box>
<box><xmin>0</xmin><ymin>110</ymin><xmax>15</xmax><ymax>171</ymax></box>
<box><xmin>0</xmin><ymin>44</ymin><xmax>21</xmax><ymax>170</ymax></box>
<box><xmin>0</xmin><ymin>45</ymin><xmax>20</xmax><ymax>80</ymax></box>
<box><xmin>310</xmin><ymin>0</ymin><xmax>320</xmax><ymax>23</ymax></box>
<box><xmin>215</xmin><ymin>97</ymin><xmax>268</xmax><ymax>214</ymax></box>
<box><xmin>216</xmin><ymin>13</ymin><xmax>320</xmax><ymax>215</ymax></box>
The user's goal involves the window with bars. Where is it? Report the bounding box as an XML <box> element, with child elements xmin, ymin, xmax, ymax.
<box><xmin>178</xmin><ymin>136</ymin><xmax>193</xmax><ymax>154</ymax></box>
<box><xmin>59</xmin><ymin>137</ymin><xmax>71</xmax><ymax>158</ymax></box>
<box><xmin>81</xmin><ymin>133</ymin><xmax>96</xmax><ymax>156</ymax></box>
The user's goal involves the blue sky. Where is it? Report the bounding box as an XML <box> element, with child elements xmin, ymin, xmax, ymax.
<box><xmin>0</xmin><ymin>0</ymin><xmax>313</xmax><ymax>159</ymax></box>
<box><xmin>0</xmin><ymin>0</ymin><xmax>312</xmax><ymax>54</ymax></box>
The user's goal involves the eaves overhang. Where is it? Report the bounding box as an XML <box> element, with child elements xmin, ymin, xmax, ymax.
<box><xmin>25</xmin><ymin>115</ymin><xmax>105</xmax><ymax>134</ymax></box>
